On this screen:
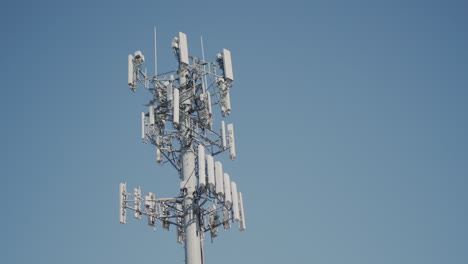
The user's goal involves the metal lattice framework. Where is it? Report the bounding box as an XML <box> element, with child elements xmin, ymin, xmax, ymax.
<box><xmin>119</xmin><ymin>31</ymin><xmax>245</xmax><ymax>264</ymax></box>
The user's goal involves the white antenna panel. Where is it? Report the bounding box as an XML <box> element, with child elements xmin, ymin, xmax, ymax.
<box><xmin>149</xmin><ymin>104</ymin><xmax>155</xmax><ymax>125</ymax></box>
<box><xmin>223</xmin><ymin>173</ymin><xmax>232</xmax><ymax>208</ymax></box>
<box><xmin>178</xmin><ymin>32</ymin><xmax>189</xmax><ymax>66</ymax></box>
<box><xmin>215</xmin><ymin>161</ymin><xmax>224</xmax><ymax>196</ymax></box>
<box><xmin>238</xmin><ymin>192</ymin><xmax>246</xmax><ymax>231</ymax></box>
<box><xmin>128</xmin><ymin>54</ymin><xmax>134</xmax><ymax>88</ymax></box>
<box><xmin>167</xmin><ymin>75</ymin><xmax>174</xmax><ymax>102</ymax></box>
<box><xmin>134</xmin><ymin>187</ymin><xmax>142</xmax><ymax>220</ymax></box>
<box><xmin>225</xmin><ymin>91</ymin><xmax>231</xmax><ymax>114</ymax></box>
<box><xmin>230</xmin><ymin>182</ymin><xmax>240</xmax><ymax>222</ymax></box>
<box><xmin>222</xmin><ymin>49</ymin><xmax>234</xmax><ymax>81</ymax></box>
<box><xmin>119</xmin><ymin>183</ymin><xmax>127</xmax><ymax>224</ymax></box>
<box><xmin>227</xmin><ymin>123</ymin><xmax>236</xmax><ymax>160</ymax></box>
<box><xmin>173</xmin><ymin>88</ymin><xmax>180</xmax><ymax>126</ymax></box>
<box><xmin>206</xmin><ymin>154</ymin><xmax>215</xmax><ymax>188</ymax></box>
<box><xmin>198</xmin><ymin>145</ymin><xmax>206</xmax><ymax>188</ymax></box>
<box><xmin>141</xmin><ymin>112</ymin><xmax>146</xmax><ymax>140</ymax></box>
<box><xmin>221</xmin><ymin>120</ymin><xmax>226</xmax><ymax>149</ymax></box>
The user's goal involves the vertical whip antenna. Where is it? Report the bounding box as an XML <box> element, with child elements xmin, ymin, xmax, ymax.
<box><xmin>154</xmin><ymin>26</ymin><xmax>158</xmax><ymax>76</ymax></box>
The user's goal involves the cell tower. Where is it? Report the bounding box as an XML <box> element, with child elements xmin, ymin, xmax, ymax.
<box><xmin>119</xmin><ymin>30</ymin><xmax>246</xmax><ymax>264</ymax></box>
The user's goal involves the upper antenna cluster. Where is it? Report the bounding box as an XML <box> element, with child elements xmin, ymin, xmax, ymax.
<box><xmin>127</xmin><ymin>32</ymin><xmax>236</xmax><ymax>169</ymax></box>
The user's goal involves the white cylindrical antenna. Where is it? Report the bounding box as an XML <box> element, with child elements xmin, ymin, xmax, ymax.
<box><xmin>149</xmin><ymin>104</ymin><xmax>155</xmax><ymax>125</ymax></box>
<box><xmin>173</xmin><ymin>88</ymin><xmax>180</xmax><ymax>126</ymax></box>
<box><xmin>200</xmin><ymin>35</ymin><xmax>207</xmax><ymax>93</ymax></box>
<box><xmin>206</xmin><ymin>154</ymin><xmax>215</xmax><ymax>188</ymax></box>
<box><xmin>154</xmin><ymin>26</ymin><xmax>158</xmax><ymax>76</ymax></box>
<box><xmin>231</xmin><ymin>182</ymin><xmax>240</xmax><ymax>221</ymax></box>
<box><xmin>198</xmin><ymin>145</ymin><xmax>206</xmax><ymax>188</ymax></box>
<box><xmin>156</xmin><ymin>147</ymin><xmax>162</xmax><ymax>164</ymax></box>
<box><xmin>227</xmin><ymin>123</ymin><xmax>236</xmax><ymax>160</ymax></box>
<box><xmin>207</xmin><ymin>92</ymin><xmax>212</xmax><ymax>115</ymax></box>
<box><xmin>119</xmin><ymin>183</ymin><xmax>127</xmax><ymax>224</ymax></box>
<box><xmin>223</xmin><ymin>173</ymin><xmax>232</xmax><ymax>208</ymax></box>
<box><xmin>221</xmin><ymin>120</ymin><xmax>226</xmax><ymax>149</ymax></box>
<box><xmin>238</xmin><ymin>192</ymin><xmax>246</xmax><ymax>231</ymax></box>
<box><xmin>128</xmin><ymin>54</ymin><xmax>134</xmax><ymax>88</ymax></box>
<box><xmin>215</xmin><ymin>161</ymin><xmax>224</xmax><ymax>196</ymax></box>
<box><xmin>141</xmin><ymin>112</ymin><xmax>146</xmax><ymax>140</ymax></box>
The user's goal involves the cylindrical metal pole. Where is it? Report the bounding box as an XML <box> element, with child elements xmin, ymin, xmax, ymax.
<box><xmin>179</xmin><ymin>65</ymin><xmax>202</xmax><ymax>264</ymax></box>
<box><xmin>182</xmin><ymin>148</ymin><xmax>202</xmax><ymax>264</ymax></box>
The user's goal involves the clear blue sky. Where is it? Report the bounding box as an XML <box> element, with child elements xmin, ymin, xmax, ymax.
<box><xmin>2</xmin><ymin>0</ymin><xmax>467</xmax><ymax>263</ymax></box>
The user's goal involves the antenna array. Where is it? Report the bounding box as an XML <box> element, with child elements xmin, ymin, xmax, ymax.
<box><xmin>121</xmin><ymin>31</ymin><xmax>245</xmax><ymax>264</ymax></box>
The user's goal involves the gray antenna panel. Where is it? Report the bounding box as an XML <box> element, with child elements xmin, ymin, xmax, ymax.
<box><xmin>141</xmin><ymin>112</ymin><xmax>146</xmax><ymax>140</ymax></box>
<box><xmin>179</xmin><ymin>32</ymin><xmax>189</xmax><ymax>66</ymax></box>
<box><xmin>227</xmin><ymin>123</ymin><xmax>236</xmax><ymax>160</ymax></box>
<box><xmin>167</xmin><ymin>75</ymin><xmax>174</xmax><ymax>102</ymax></box>
<box><xmin>173</xmin><ymin>88</ymin><xmax>180</xmax><ymax>126</ymax></box>
<box><xmin>221</xmin><ymin>120</ymin><xmax>226</xmax><ymax>148</ymax></box>
<box><xmin>149</xmin><ymin>104</ymin><xmax>155</xmax><ymax>125</ymax></box>
<box><xmin>238</xmin><ymin>192</ymin><xmax>246</xmax><ymax>231</ymax></box>
<box><xmin>222</xmin><ymin>49</ymin><xmax>234</xmax><ymax>81</ymax></box>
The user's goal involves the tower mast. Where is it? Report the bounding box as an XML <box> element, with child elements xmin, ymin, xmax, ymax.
<box><xmin>120</xmin><ymin>31</ymin><xmax>246</xmax><ymax>264</ymax></box>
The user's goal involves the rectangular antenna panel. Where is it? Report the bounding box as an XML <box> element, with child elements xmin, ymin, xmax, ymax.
<box><xmin>173</xmin><ymin>88</ymin><xmax>180</xmax><ymax>126</ymax></box>
<box><xmin>223</xmin><ymin>173</ymin><xmax>232</xmax><ymax>208</ymax></box>
<box><xmin>119</xmin><ymin>183</ymin><xmax>127</xmax><ymax>224</ymax></box>
<box><xmin>134</xmin><ymin>187</ymin><xmax>142</xmax><ymax>220</ymax></box>
<box><xmin>149</xmin><ymin>104</ymin><xmax>155</xmax><ymax>125</ymax></box>
<box><xmin>225</xmin><ymin>91</ymin><xmax>231</xmax><ymax>114</ymax></box>
<box><xmin>141</xmin><ymin>112</ymin><xmax>146</xmax><ymax>140</ymax></box>
<box><xmin>198</xmin><ymin>145</ymin><xmax>206</xmax><ymax>188</ymax></box>
<box><xmin>227</xmin><ymin>123</ymin><xmax>236</xmax><ymax>160</ymax></box>
<box><xmin>221</xmin><ymin>120</ymin><xmax>226</xmax><ymax>148</ymax></box>
<box><xmin>128</xmin><ymin>54</ymin><xmax>134</xmax><ymax>87</ymax></box>
<box><xmin>179</xmin><ymin>32</ymin><xmax>189</xmax><ymax>66</ymax></box>
<box><xmin>176</xmin><ymin>203</ymin><xmax>184</xmax><ymax>243</ymax></box>
<box><xmin>206</xmin><ymin>155</ymin><xmax>215</xmax><ymax>188</ymax></box>
<box><xmin>167</xmin><ymin>75</ymin><xmax>174</xmax><ymax>102</ymax></box>
<box><xmin>238</xmin><ymin>192</ymin><xmax>246</xmax><ymax>231</ymax></box>
<box><xmin>215</xmin><ymin>161</ymin><xmax>224</xmax><ymax>196</ymax></box>
<box><xmin>231</xmin><ymin>182</ymin><xmax>240</xmax><ymax>221</ymax></box>
<box><xmin>222</xmin><ymin>49</ymin><xmax>234</xmax><ymax>81</ymax></box>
